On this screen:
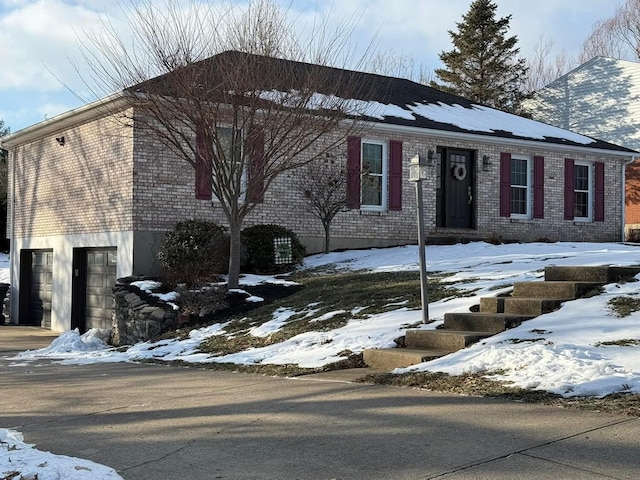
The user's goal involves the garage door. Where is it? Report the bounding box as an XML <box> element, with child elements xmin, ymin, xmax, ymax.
<box><xmin>85</xmin><ymin>248</ymin><xmax>117</xmax><ymax>331</ymax></box>
<box><xmin>20</xmin><ymin>249</ymin><xmax>53</xmax><ymax>328</ymax></box>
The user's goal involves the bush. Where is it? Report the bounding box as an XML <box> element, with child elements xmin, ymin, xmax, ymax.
<box><xmin>241</xmin><ymin>224</ymin><xmax>306</xmax><ymax>274</ymax></box>
<box><xmin>157</xmin><ymin>219</ymin><xmax>229</xmax><ymax>286</ymax></box>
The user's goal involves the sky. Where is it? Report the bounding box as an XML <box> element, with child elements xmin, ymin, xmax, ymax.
<box><xmin>0</xmin><ymin>0</ymin><xmax>628</xmax><ymax>134</ymax></box>
<box><xmin>4</xmin><ymin>240</ymin><xmax>640</xmax><ymax>476</ymax></box>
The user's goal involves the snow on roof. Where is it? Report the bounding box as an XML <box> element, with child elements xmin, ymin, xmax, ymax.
<box><xmin>5</xmin><ymin>52</ymin><xmax>635</xmax><ymax>154</ymax></box>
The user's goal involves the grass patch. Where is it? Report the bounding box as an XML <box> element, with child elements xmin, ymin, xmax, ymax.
<box><xmin>357</xmin><ymin>371</ymin><xmax>640</xmax><ymax>416</ymax></box>
<box><xmin>142</xmin><ymin>351</ymin><xmax>366</xmax><ymax>376</ymax></box>
<box><xmin>608</xmin><ymin>296</ymin><xmax>640</xmax><ymax>317</ymax></box>
<box><xmin>596</xmin><ymin>339</ymin><xmax>640</xmax><ymax>347</ymax></box>
<box><xmin>198</xmin><ymin>271</ymin><xmax>461</xmax><ymax>356</ymax></box>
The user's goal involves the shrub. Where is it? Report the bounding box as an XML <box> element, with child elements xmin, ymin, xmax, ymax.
<box><xmin>157</xmin><ymin>219</ymin><xmax>229</xmax><ymax>286</ymax></box>
<box><xmin>241</xmin><ymin>224</ymin><xmax>306</xmax><ymax>274</ymax></box>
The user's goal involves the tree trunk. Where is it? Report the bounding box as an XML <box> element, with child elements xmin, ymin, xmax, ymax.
<box><xmin>227</xmin><ymin>221</ymin><xmax>242</xmax><ymax>289</ymax></box>
<box><xmin>323</xmin><ymin>221</ymin><xmax>331</xmax><ymax>254</ymax></box>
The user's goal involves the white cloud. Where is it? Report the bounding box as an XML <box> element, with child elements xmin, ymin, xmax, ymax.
<box><xmin>0</xmin><ymin>0</ymin><xmax>119</xmax><ymax>91</ymax></box>
<box><xmin>0</xmin><ymin>0</ymin><xmax>630</xmax><ymax>131</ymax></box>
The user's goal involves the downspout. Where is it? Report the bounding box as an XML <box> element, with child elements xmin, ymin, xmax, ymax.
<box><xmin>8</xmin><ymin>148</ymin><xmax>16</xmax><ymax>324</ymax></box>
<box><xmin>622</xmin><ymin>155</ymin><xmax>637</xmax><ymax>242</ymax></box>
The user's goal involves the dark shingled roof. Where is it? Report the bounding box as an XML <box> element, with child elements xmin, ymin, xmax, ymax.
<box><xmin>129</xmin><ymin>51</ymin><xmax>637</xmax><ymax>154</ymax></box>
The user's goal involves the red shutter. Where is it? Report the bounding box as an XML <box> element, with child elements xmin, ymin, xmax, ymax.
<box><xmin>195</xmin><ymin>122</ymin><xmax>212</xmax><ymax>200</ymax></box>
<box><xmin>248</xmin><ymin>127</ymin><xmax>265</xmax><ymax>203</ymax></box>
<box><xmin>499</xmin><ymin>152</ymin><xmax>511</xmax><ymax>217</ymax></box>
<box><xmin>346</xmin><ymin>136</ymin><xmax>361</xmax><ymax>209</ymax></box>
<box><xmin>564</xmin><ymin>158</ymin><xmax>575</xmax><ymax>220</ymax></box>
<box><xmin>388</xmin><ymin>140</ymin><xmax>403</xmax><ymax>211</ymax></box>
<box><xmin>533</xmin><ymin>156</ymin><xmax>544</xmax><ymax>219</ymax></box>
<box><xmin>595</xmin><ymin>161</ymin><xmax>605</xmax><ymax>221</ymax></box>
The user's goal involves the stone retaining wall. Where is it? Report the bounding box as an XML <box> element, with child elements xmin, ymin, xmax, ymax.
<box><xmin>111</xmin><ymin>276</ymin><xmax>178</xmax><ymax>346</ymax></box>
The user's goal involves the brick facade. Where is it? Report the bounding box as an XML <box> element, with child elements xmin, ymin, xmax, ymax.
<box><xmin>129</xmin><ymin>121</ymin><xmax>626</xmax><ymax>252</ymax></box>
<box><xmin>10</xmin><ymin>112</ymin><xmax>134</xmax><ymax>239</ymax></box>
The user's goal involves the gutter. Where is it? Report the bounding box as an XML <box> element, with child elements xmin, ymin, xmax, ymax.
<box><xmin>364</xmin><ymin>121</ymin><xmax>638</xmax><ymax>159</ymax></box>
<box><xmin>8</xmin><ymin>148</ymin><xmax>15</xmax><ymax>324</ymax></box>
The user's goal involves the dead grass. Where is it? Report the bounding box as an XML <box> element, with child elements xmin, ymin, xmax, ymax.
<box><xmin>607</xmin><ymin>295</ymin><xmax>640</xmax><ymax>317</ymax></box>
<box><xmin>356</xmin><ymin>371</ymin><xmax>640</xmax><ymax>416</ymax></box>
<box><xmin>197</xmin><ymin>271</ymin><xmax>460</xmax><ymax>357</ymax></box>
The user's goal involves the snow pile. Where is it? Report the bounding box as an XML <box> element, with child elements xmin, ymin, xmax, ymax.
<box><xmin>0</xmin><ymin>429</ymin><xmax>123</xmax><ymax>480</ymax></box>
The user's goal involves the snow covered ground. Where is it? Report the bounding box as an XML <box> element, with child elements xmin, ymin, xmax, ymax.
<box><xmin>11</xmin><ymin>241</ymin><xmax>640</xmax><ymax>397</ymax></box>
<box><xmin>4</xmin><ymin>242</ymin><xmax>640</xmax><ymax>479</ymax></box>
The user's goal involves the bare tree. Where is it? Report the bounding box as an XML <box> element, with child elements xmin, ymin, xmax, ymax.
<box><xmin>524</xmin><ymin>35</ymin><xmax>575</xmax><ymax>93</ymax></box>
<box><xmin>297</xmin><ymin>152</ymin><xmax>347</xmax><ymax>254</ymax></box>
<box><xmin>76</xmin><ymin>0</ymin><xmax>374</xmax><ymax>288</ymax></box>
<box><xmin>367</xmin><ymin>50</ymin><xmax>434</xmax><ymax>85</ymax></box>
<box><xmin>580</xmin><ymin>0</ymin><xmax>640</xmax><ymax>62</ymax></box>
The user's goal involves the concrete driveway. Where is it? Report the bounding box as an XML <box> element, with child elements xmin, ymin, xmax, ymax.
<box><xmin>1</xmin><ymin>327</ymin><xmax>639</xmax><ymax>479</ymax></box>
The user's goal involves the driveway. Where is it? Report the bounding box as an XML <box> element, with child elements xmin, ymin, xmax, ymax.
<box><xmin>1</xmin><ymin>327</ymin><xmax>639</xmax><ymax>479</ymax></box>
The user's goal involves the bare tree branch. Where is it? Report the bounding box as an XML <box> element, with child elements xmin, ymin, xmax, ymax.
<box><xmin>297</xmin><ymin>151</ymin><xmax>347</xmax><ymax>253</ymax></box>
<box><xmin>74</xmin><ymin>0</ymin><xmax>377</xmax><ymax>288</ymax></box>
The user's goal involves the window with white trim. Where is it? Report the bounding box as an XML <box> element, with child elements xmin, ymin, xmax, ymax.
<box><xmin>573</xmin><ymin>161</ymin><xmax>592</xmax><ymax>221</ymax></box>
<box><xmin>361</xmin><ymin>140</ymin><xmax>387</xmax><ymax>210</ymax></box>
<box><xmin>510</xmin><ymin>156</ymin><xmax>531</xmax><ymax>218</ymax></box>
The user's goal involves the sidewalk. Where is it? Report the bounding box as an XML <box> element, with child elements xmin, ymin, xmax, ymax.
<box><xmin>0</xmin><ymin>325</ymin><xmax>60</xmax><ymax>352</ymax></box>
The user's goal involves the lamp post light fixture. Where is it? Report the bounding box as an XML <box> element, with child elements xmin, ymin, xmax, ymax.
<box><xmin>409</xmin><ymin>153</ymin><xmax>430</xmax><ymax>324</ymax></box>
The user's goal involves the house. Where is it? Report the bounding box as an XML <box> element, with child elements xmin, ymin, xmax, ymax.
<box><xmin>525</xmin><ymin>56</ymin><xmax>640</xmax><ymax>236</ymax></box>
<box><xmin>1</xmin><ymin>51</ymin><xmax>636</xmax><ymax>333</ymax></box>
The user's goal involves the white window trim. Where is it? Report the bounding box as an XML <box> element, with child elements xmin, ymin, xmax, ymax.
<box><xmin>574</xmin><ymin>161</ymin><xmax>593</xmax><ymax>222</ymax></box>
<box><xmin>360</xmin><ymin>139</ymin><xmax>388</xmax><ymax>212</ymax></box>
<box><xmin>510</xmin><ymin>155</ymin><xmax>531</xmax><ymax>220</ymax></box>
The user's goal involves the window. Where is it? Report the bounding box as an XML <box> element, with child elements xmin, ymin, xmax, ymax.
<box><xmin>564</xmin><ymin>159</ymin><xmax>604</xmax><ymax>222</ymax></box>
<box><xmin>346</xmin><ymin>136</ymin><xmax>402</xmax><ymax>211</ymax></box>
<box><xmin>196</xmin><ymin>125</ymin><xmax>265</xmax><ymax>203</ymax></box>
<box><xmin>573</xmin><ymin>162</ymin><xmax>592</xmax><ymax>220</ymax></box>
<box><xmin>500</xmin><ymin>153</ymin><xmax>544</xmax><ymax>219</ymax></box>
<box><xmin>510</xmin><ymin>156</ymin><xmax>531</xmax><ymax>218</ymax></box>
<box><xmin>361</xmin><ymin>140</ymin><xmax>387</xmax><ymax>209</ymax></box>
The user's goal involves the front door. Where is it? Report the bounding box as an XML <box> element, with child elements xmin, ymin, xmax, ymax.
<box><xmin>437</xmin><ymin>148</ymin><xmax>475</xmax><ymax>229</ymax></box>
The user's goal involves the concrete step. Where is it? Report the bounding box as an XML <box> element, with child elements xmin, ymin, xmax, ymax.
<box><xmin>544</xmin><ymin>265</ymin><xmax>640</xmax><ymax>283</ymax></box>
<box><xmin>443</xmin><ymin>312</ymin><xmax>533</xmax><ymax>333</ymax></box>
<box><xmin>363</xmin><ymin>347</ymin><xmax>450</xmax><ymax>370</ymax></box>
<box><xmin>405</xmin><ymin>329</ymin><xmax>494</xmax><ymax>351</ymax></box>
<box><xmin>503</xmin><ymin>297</ymin><xmax>569</xmax><ymax>315</ymax></box>
<box><xmin>512</xmin><ymin>281</ymin><xmax>602</xmax><ymax>300</ymax></box>
<box><xmin>480</xmin><ymin>297</ymin><xmax>505</xmax><ymax>313</ymax></box>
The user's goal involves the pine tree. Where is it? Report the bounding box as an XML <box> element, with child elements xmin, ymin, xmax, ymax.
<box><xmin>432</xmin><ymin>0</ymin><xmax>528</xmax><ymax>113</ymax></box>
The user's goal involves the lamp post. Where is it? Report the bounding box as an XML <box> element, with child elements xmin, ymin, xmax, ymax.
<box><xmin>409</xmin><ymin>154</ymin><xmax>430</xmax><ymax>324</ymax></box>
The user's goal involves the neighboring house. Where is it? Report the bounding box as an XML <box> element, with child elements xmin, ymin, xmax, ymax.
<box><xmin>1</xmin><ymin>51</ymin><xmax>636</xmax><ymax>332</ymax></box>
<box><xmin>526</xmin><ymin>56</ymin><xmax>640</xmax><ymax>235</ymax></box>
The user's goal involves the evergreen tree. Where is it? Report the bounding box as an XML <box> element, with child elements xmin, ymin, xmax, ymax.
<box><xmin>432</xmin><ymin>0</ymin><xmax>528</xmax><ymax>113</ymax></box>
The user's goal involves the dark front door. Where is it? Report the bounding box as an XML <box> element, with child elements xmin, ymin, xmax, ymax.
<box><xmin>72</xmin><ymin>248</ymin><xmax>117</xmax><ymax>332</ymax></box>
<box><xmin>20</xmin><ymin>249</ymin><xmax>53</xmax><ymax>328</ymax></box>
<box><xmin>438</xmin><ymin>149</ymin><xmax>475</xmax><ymax>229</ymax></box>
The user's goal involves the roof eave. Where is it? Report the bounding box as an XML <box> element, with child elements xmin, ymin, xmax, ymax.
<box><xmin>365</xmin><ymin>120</ymin><xmax>638</xmax><ymax>158</ymax></box>
<box><xmin>0</xmin><ymin>92</ymin><xmax>128</xmax><ymax>148</ymax></box>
